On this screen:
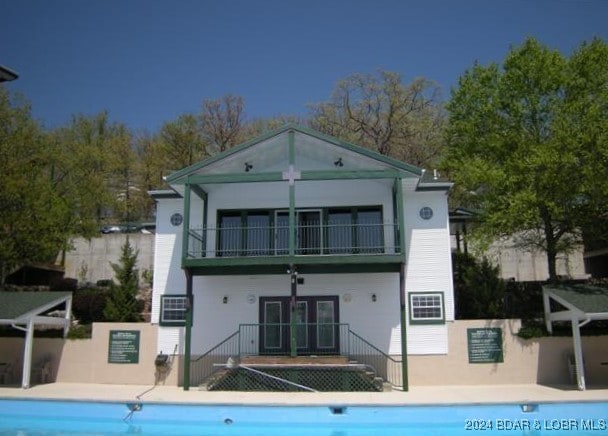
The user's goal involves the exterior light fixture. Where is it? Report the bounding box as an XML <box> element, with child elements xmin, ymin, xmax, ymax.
<box><xmin>222</xmin><ymin>296</ymin><xmax>228</xmax><ymax>304</ymax></box>
<box><xmin>245</xmin><ymin>162</ymin><xmax>253</xmax><ymax>172</ymax></box>
<box><xmin>371</xmin><ymin>293</ymin><xmax>377</xmax><ymax>303</ymax></box>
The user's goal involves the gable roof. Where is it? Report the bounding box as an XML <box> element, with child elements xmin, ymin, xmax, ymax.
<box><xmin>165</xmin><ymin>124</ymin><xmax>424</xmax><ymax>184</ymax></box>
<box><xmin>0</xmin><ymin>292</ymin><xmax>72</xmax><ymax>323</ymax></box>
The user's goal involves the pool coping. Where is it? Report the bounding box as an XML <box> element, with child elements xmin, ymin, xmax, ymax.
<box><xmin>1</xmin><ymin>383</ymin><xmax>607</xmax><ymax>406</ymax></box>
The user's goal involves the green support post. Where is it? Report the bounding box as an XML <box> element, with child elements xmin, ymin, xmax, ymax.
<box><xmin>399</xmin><ymin>263</ymin><xmax>409</xmax><ymax>391</ymax></box>
<box><xmin>290</xmin><ymin>265</ymin><xmax>298</xmax><ymax>357</ymax></box>
<box><xmin>183</xmin><ymin>270</ymin><xmax>193</xmax><ymax>390</ymax></box>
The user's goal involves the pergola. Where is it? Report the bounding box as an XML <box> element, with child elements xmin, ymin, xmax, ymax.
<box><xmin>542</xmin><ymin>284</ymin><xmax>608</xmax><ymax>390</ymax></box>
<box><xmin>0</xmin><ymin>292</ymin><xmax>72</xmax><ymax>388</ymax></box>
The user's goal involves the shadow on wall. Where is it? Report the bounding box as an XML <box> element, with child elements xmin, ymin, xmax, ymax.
<box><xmin>536</xmin><ymin>335</ymin><xmax>608</xmax><ymax>387</ymax></box>
<box><xmin>0</xmin><ymin>338</ymin><xmax>65</xmax><ymax>387</ymax></box>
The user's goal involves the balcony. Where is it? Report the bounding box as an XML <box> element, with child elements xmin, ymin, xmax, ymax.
<box><xmin>184</xmin><ymin>219</ymin><xmax>404</xmax><ymax>274</ymax></box>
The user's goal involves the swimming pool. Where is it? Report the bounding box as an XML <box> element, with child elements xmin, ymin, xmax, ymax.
<box><xmin>0</xmin><ymin>399</ymin><xmax>606</xmax><ymax>435</ymax></box>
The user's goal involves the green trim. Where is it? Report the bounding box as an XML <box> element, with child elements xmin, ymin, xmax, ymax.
<box><xmin>301</xmin><ymin>169</ymin><xmax>404</xmax><ymax>181</ymax></box>
<box><xmin>178</xmin><ymin>169</ymin><xmax>407</xmax><ymax>186</ymax></box>
<box><xmin>394</xmin><ymin>178</ymin><xmax>406</xmax><ymax>255</ymax></box>
<box><xmin>181</xmin><ymin>184</ymin><xmax>191</xmax><ymax>265</ymax></box>
<box><xmin>159</xmin><ymin>295</ymin><xmax>188</xmax><ymax>327</ymax></box>
<box><xmin>187</xmin><ymin>172</ymin><xmax>284</xmax><ymax>184</ymax></box>
<box><xmin>190</xmin><ymin>184</ymin><xmax>208</xmax><ymax>200</ymax></box>
<box><xmin>183</xmin><ymin>271</ymin><xmax>193</xmax><ymax>391</ymax></box>
<box><xmin>399</xmin><ymin>264</ymin><xmax>408</xmax><ymax>391</ymax></box>
<box><xmin>184</xmin><ymin>261</ymin><xmax>402</xmax><ymax>276</ymax></box>
<box><xmin>408</xmin><ymin>292</ymin><xmax>446</xmax><ymax>325</ymax></box>
<box><xmin>288</xmin><ymin>130</ymin><xmax>296</xmax><ymax>257</ymax></box>
<box><xmin>183</xmin><ymin>253</ymin><xmax>403</xmax><ymax>270</ymax></box>
<box><xmin>165</xmin><ymin>124</ymin><xmax>423</xmax><ymax>184</ymax></box>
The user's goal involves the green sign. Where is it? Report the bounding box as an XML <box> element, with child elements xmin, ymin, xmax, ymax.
<box><xmin>467</xmin><ymin>328</ymin><xmax>503</xmax><ymax>363</ymax></box>
<box><xmin>108</xmin><ymin>330</ymin><xmax>140</xmax><ymax>364</ymax></box>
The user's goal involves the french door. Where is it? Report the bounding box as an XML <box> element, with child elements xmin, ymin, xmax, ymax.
<box><xmin>259</xmin><ymin>296</ymin><xmax>339</xmax><ymax>355</ymax></box>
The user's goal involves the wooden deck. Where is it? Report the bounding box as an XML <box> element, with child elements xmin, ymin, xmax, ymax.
<box><xmin>241</xmin><ymin>355</ymin><xmax>349</xmax><ymax>366</ymax></box>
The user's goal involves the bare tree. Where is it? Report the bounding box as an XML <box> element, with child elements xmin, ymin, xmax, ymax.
<box><xmin>309</xmin><ymin>71</ymin><xmax>446</xmax><ymax>168</ymax></box>
<box><xmin>201</xmin><ymin>95</ymin><xmax>246</xmax><ymax>153</ymax></box>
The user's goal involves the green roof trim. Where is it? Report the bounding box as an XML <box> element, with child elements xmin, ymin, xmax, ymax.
<box><xmin>165</xmin><ymin>124</ymin><xmax>424</xmax><ymax>184</ymax></box>
<box><xmin>0</xmin><ymin>292</ymin><xmax>72</xmax><ymax>321</ymax></box>
<box><xmin>543</xmin><ymin>284</ymin><xmax>608</xmax><ymax>314</ymax></box>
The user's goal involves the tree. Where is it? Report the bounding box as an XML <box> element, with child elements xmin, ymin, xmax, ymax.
<box><xmin>309</xmin><ymin>70</ymin><xmax>446</xmax><ymax>168</ymax></box>
<box><xmin>158</xmin><ymin>113</ymin><xmax>208</xmax><ymax>169</ymax></box>
<box><xmin>453</xmin><ymin>252</ymin><xmax>505</xmax><ymax>319</ymax></box>
<box><xmin>0</xmin><ymin>89</ymin><xmax>68</xmax><ymax>283</ymax></box>
<box><xmin>50</xmin><ymin>112</ymin><xmax>136</xmax><ymax>234</ymax></box>
<box><xmin>201</xmin><ymin>94</ymin><xmax>246</xmax><ymax>153</ymax></box>
<box><xmin>443</xmin><ymin>37</ymin><xmax>608</xmax><ymax>283</ymax></box>
<box><xmin>103</xmin><ymin>238</ymin><xmax>141</xmax><ymax>322</ymax></box>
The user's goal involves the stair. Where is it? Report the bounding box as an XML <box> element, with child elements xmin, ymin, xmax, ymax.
<box><xmin>201</xmin><ymin>356</ymin><xmax>387</xmax><ymax>392</ymax></box>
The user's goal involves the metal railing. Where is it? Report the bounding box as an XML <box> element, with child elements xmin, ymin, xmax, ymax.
<box><xmin>189</xmin><ymin>323</ymin><xmax>403</xmax><ymax>389</ymax></box>
<box><xmin>187</xmin><ymin>220</ymin><xmax>400</xmax><ymax>258</ymax></box>
<box><xmin>347</xmin><ymin>330</ymin><xmax>403</xmax><ymax>388</ymax></box>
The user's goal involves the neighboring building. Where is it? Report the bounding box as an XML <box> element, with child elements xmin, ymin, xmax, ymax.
<box><xmin>449</xmin><ymin>210</ymin><xmax>588</xmax><ymax>282</ymax></box>
<box><xmin>150</xmin><ymin>125</ymin><xmax>454</xmax><ymax>390</ymax></box>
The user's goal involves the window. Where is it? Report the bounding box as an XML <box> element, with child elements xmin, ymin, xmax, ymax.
<box><xmin>218</xmin><ymin>211</ymin><xmax>271</xmax><ymax>256</ymax></box>
<box><xmin>217</xmin><ymin>206</ymin><xmax>383</xmax><ymax>256</ymax></box>
<box><xmin>160</xmin><ymin>295</ymin><xmax>189</xmax><ymax>326</ymax></box>
<box><xmin>409</xmin><ymin>292</ymin><xmax>444</xmax><ymax>324</ymax></box>
<box><xmin>326</xmin><ymin>207</ymin><xmax>383</xmax><ymax>254</ymax></box>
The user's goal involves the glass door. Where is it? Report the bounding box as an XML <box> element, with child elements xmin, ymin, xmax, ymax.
<box><xmin>297</xmin><ymin>210</ymin><xmax>321</xmax><ymax>254</ymax></box>
<box><xmin>259</xmin><ymin>296</ymin><xmax>339</xmax><ymax>354</ymax></box>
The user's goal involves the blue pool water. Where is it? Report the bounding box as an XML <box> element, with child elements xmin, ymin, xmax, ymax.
<box><xmin>0</xmin><ymin>399</ymin><xmax>607</xmax><ymax>435</ymax></box>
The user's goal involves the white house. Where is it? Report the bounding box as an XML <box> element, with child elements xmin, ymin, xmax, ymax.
<box><xmin>149</xmin><ymin>125</ymin><xmax>454</xmax><ymax>391</ymax></box>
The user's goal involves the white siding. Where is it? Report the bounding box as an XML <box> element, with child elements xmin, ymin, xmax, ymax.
<box><xmin>402</xmin><ymin>189</ymin><xmax>454</xmax><ymax>355</ymax></box>
<box><xmin>188</xmin><ymin>273</ymin><xmax>401</xmax><ymax>355</ymax></box>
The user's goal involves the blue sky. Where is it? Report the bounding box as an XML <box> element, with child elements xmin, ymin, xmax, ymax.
<box><xmin>2</xmin><ymin>0</ymin><xmax>607</xmax><ymax>132</ymax></box>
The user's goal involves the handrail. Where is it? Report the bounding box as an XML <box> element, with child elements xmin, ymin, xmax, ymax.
<box><xmin>190</xmin><ymin>324</ymin><xmax>404</xmax><ymax>389</ymax></box>
<box><xmin>191</xmin><ymin>330</ymin><xmax>239</xmax><ymax>362</ymax></box>
<box><xmin>348</xmin><ymin>329</ymin><xmax>402</xmax><ymax>364</ymax></box>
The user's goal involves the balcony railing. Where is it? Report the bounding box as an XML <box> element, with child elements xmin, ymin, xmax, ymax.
<box><xmin>187</xmin><ymin>220</ymin><xmax>400</xmax><ymax>259</ymax></box>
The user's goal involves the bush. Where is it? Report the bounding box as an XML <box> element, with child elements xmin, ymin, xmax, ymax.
<box><xmin>67</xmin><ymin>324</ymin><xmax>92</xmax><ymax>340</ymax></box>
<box><xmin>71</xmin><ymin>288</ymin><xmax>107</xmax><ymax>324</ymax></box>
<box><xmin>453</xmin><ymin>252</ymin><xmax>505</xmax><ymax>319</ymax></box>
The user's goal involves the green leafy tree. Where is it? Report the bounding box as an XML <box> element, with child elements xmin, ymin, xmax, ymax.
<box><xmin>443</xmin><ymin>38</ymin><xmax>608</xmax><ymax>282</ymax></box>
<box><xmin>103</xmin><ymin>238</ymin><xmax>141</xmax><ymax>322</ymax></box>
<box><xmin>453</xmin><ymin>253</ymin><xmax>505</xmax><ymax>319</ymax></box>
<box><xmin>0</xmin><ymin>89</ymin><xmax>69</xmax><ymax>283</ymax></box>
<box><xmin>50</xmin><ymin>112</ymin><xmax>137</xmax><ymax>234</ymax></box>
<box><xmin>309</xmin><ymin>70</ymin><xmax>446</xmax><ymax>168</ymax></box>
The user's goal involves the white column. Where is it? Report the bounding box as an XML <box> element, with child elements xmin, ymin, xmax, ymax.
<box><xmin>542</xmin><ymin>290</ymin><xmax>553</xmax><ymax>334</ymax></box>
<box><xmin>63</xmin><ymin>297</ymin><xmax>72</xmax><ymax>338</ymax></box>
<box><xmin>21</xmin><ymin>318</ymin><xmax>35</xmax><ymax>389</ymax></box>
<box><xmin>571</xmin><ymin>317</ymin><xmax>586</xmax><ymax>390</ymax></box>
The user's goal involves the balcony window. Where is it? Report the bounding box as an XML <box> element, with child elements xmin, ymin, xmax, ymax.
<box><xmin>326</xmin><ymin>207</ymin><xmax>383</xmax><ymax>254</ymax></box>
<box><xmin>218</xmin><ymin>211</ymin><xmax>270</xmax><ymax>256</ymax></box>
<box><xmin>216</xmin><ymin>206</ymin><xmax>385</xmax><ymax>257</ymax></box>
